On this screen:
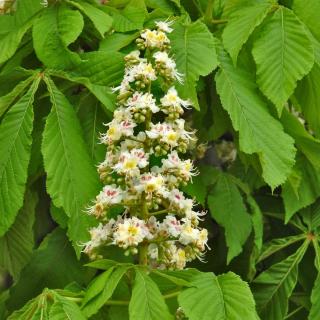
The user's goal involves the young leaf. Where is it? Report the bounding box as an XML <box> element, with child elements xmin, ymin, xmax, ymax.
<box><xmin>67</xmin><ymin>0</ymin><xmax>113</xmax><ymax>37</ymax></box>
<box><xmin>42</xmin><ymin>76</ymin><xmax>100</xmax><ymax>254</ymax></box>
<box><xmin>178</xmin><ymin>272</ymin><xmax>258</xmax><ymax>320</ymax></box>
<box><xmin>82</xmin><ymin>266</ymin><xmax>129</xmax><ymax>317</ymax></box>
<box><xmin>0</xmin><ymin>190</ymin><xmax>37</xmax><ymax>281</ymax></box>
<box><xmin>169</xmin><ymin>19</ymin><xmax>218</xmax><ymax>108</ymax></box>
<box><xmin>49</xmin><ymin>292</ymin><xmax>86</xmax><ymax>320</ymax></box>
<box><xmin>252</xmin><ymin>7</ymin><xmax>314</xmax><ymax>114</ymax></box>
<box><xmin>207</xmin><ymin>172</ymin><xmax>252</xmax><ymax>263</ymax></box>
<box><xmin>129</xmin><ymin>268</ymin><xmax>173</xmax><ymax>320</ymax></box>
<box><xmin>253</xmin><ymin>241</ymin><xmax>309</xmax><ymax>320</ymax></box>
<box><xmin>32</xmin><ymin>4</ymin><xmax>83</xmax><ymax>68</ymax></box>
<box><xmin>215</xmin><ymin>45</ymin><xmax>296</xmax><ymax>189</ymax></box>
<box><xmin>0</xmin><ymin>78</ymin><xmax>40</xmax><ymax>236</ymax></box>
<box><xmin>222</xmin><ymin>0</ymin><xmax>273</xmax><ymax>64</ymax></box>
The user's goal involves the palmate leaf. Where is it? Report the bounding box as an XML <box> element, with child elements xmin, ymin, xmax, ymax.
<box><xmin>0</xmin><ymin>78</ymin><xmax>40</xmax><ymax>236</ymax></box>
<box><xmin>215</xmin><ymin>46</ymin><xmax>296</xmax><ymax>189</ymax></box>
<box><xmin>207</xmin><ymin>172</ymin><xmax>252</xmax><ymax>264</ymax></box>
<box><xmin>42</xmin><ymin>76</ymin><xmax>100</xmax><ymax>255</ymax></box>
<box><xmin>178</xmin><ymin>272</ymin><xmax>258</xmax><ymax>320</ymax></box>
<box><xmin>252</xmin><ymin>6</ymin><xmax>314</xmax><ymax>115</ymax></box>
<box><xmin>129</xmin><ymin>268</ymin><xmax>173</xmax><ymax>320</ymax></box>
<box><xmin>222</xmin><ymin>0</ymin><xmax>273</xmax><ymax>64</ymax></box>
<box><xmin>0</xmin><ymin>190</ymin><xmax>37</xmax><ymax>281</ymax></box>
<box><xmin>32</xmin><ymin>3</ymin><xmax>83</xmax><ymax>69</ymax></box>
<box><xmin>253</xmin><ymin>241</ymin><xmax>309</xmax><ymax>320</ymax></box>
<box><xmin>8</xmin><ymin>289</ymin><xmax>86</xmax><ymax>320</ymax></box>
<box><xmin>169</xmin><ymin>19</ymin><xmax>218</xmax><ymax>109</ymax></box>
<box><xmin>309</xmin><ymin>240</ymin><xmax>320</xmax><ymax>319</ymax></box>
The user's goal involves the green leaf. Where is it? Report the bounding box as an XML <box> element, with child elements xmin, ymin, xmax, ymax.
<box><xmin>73</xmin><ymin>51</ymin><xmax>124</xmax><ymax>87</ymax></box>
<box><xmin>14</xmin><ymin>0</ymin><xmax>43</xmax><ymax>26</ymax></box>
<box><xmin>282</xmin><ymin>153</ymin><xmax>320</xmax><ymax>223</ymax></box>
<box><xmin>49</xmin><ymin>292</ymin><xmax>86</xmax><ymax>320</ymax></box>
<box><xmin>78</xmin><ymin>97</ymin><xmax>108</xmax><ymax>163</ymax></box>
<box><xmin>0</xmin><ymin>74</ymin><xmax>35</xmax><ymax>117</ymax></box>
<box><xmin>281</xmin><ymin>108</ymin><xmax>320</xmax><ymax>169</ymax></box>
<box><xmin>82</xmin><ymin>266</ymin><xmax>129</xmax><ymax>317</ymax></box>
<box><xmin>0</xmin><ymin>19</ymin><xmax>34</xmax><ymax>64</ymax></box>
<box><xmin>32</xmin><ymin>4</ymin><xmax>83</xmax><ymax>68</ymax></box>
<box><xmin>293</xmin><ymin>0</ymin><xmax>320</xmax><ymax>42</ymax></box>
<box><xmin>68</xmin><ymin>0</ymin><xmax>112</xmax><ymax>37</ymax></box>
<box><xmin>252</xmin><ymin>6</ymin><xmax>314</xmax><ymax>114</ymax></box>
<box><xmin>0</xmin><ymin>78</ymin><xmax>40</xmax><ymax>236</ymax></box>
<box><xmin>179</xmin><ymin>272</ymin><xmax>258</xmax><ymax>320</ymax></box>
<box><xmin>222</xmin><ymin>0</ymin><xmax>272</xmax><ymax>64</ymax></box>
<box><xmin>151</xmin><ymin>270</ymin><xmax>191</xmax><ymax>287</ymax></box>
<box><xmin>129</xmin><ymin>268</ymin><xmax>173</xmax><ymax>320</ymax></box>
<box><xmin>207</xmin><ymin>172</ymin><xmax>252</xmax><ymax>263</ymax></box>
<box><xmin>169</xmin><ymin>19</ymin><xmax>218</xmax><ymax>108</ymax></box>
<box><xmin>7</xmin><ymin>228</ymin><xmax>89</xmax><ymax>312</ymax></box>
<box><xmin>300</xmin><ymin>200</ymin><xmax>320</xmax><ymax>231</ymax></box>
<box><xmin>106</xmin><ymin>0</ymin><xmax>147</xmax><ymax>32</ymax></box>
<box><xmin>309</xmin><ymin>273</ymin><xmax>320</xmax><ymax>320</ymax></box>
<box><xmin>99</xmin><ymin>32</ymin><xmax>139</xmax><ymax>52</ymax></box>
<box><xmin>253</xmin><ymin>241</ymin><xmax>309</xmax><ymax>320</ymax></box>
<box><xmin>42</xmin><ymin>76</ymin><xmax>100</xmax><ymax>255</ymax></box>
<box><xmin>215</xmin><ymin>45</ymin><xmax>296</xmax><ymax>189</ymax></box>
<box><xmin>258</xmin><ymin>234</ymin><xmax>306</xmax><ymax>262</ymax></box>
<box><xmin>295</xmin><ymin>59</ymin><xmax>320</xmax><ymax>138</ymax></box>
<box><xmin>0</xmin><ymin>190</ymin><xmax>37</xmax><ymax>281</ymax></box>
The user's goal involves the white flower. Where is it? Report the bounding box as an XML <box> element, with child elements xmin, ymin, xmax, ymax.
<box><xmin>141</xmin><ymin>29</ymin><xmax>170</xmax><ymax>48</ymax></box>
<box><xmin>179</xmin><ymin>223</ymin><xmax>200</xmax><ymax>245</ymax></box>
<box><xmin>126</xmin><ymin>61</ymin><xmax>157</xmax><ymax>83</ymax></box>
<box><xmin>196</xmin><ymin>229</ymin><xmax>209</xmax><ymax>251</ymax></box>
<box><xmin>156</xmin><ymin>20</ymin><xmax>174</xmax><ymax>33</ymax></box>
<box><xmin>101</xmin><ymin>119</ymin><xmax>136</xmax><ymax>144</ymax></box>
<box><xmin>135</xmin><ymin>173</ymin><xmax>165</xmax><ymax>194</ymax></box>
<box><xmin>161</xmin><ymin>87</ymin><xmax>191</xmax><ymax>109</ymax></box>
<box><xmin>113</xmin><ymin>217</ymin><xmax>150</xmax><ymax>248</ymax></box>
<box><xmin>125</xmin><ymin>50</ymin><xmax>140</xmax><ymax>61</ymax></box>
<box><xmin>96</xmin><ymin>185</ymin><xmax>123</xmax><ymax>206</ymax></box>
<box><xmin>153</xmin><ymin>52</ymin><xmax>183</xmax><ymax>83</ymax></box>
<box><xmin>168</xmin><ymin>189</ymin><xmax>194</xmax><ymax>214</ymax></box>
<box><xmin>160</xmin><ymin>215</ymin><xmax>182</xmax><ymax>237</ymax></box>
<box><xmin>148</xmin><ymin>243</ymin><xmax>159</xmax><ymax>259</ymax></box>
<box><xmin>126</xmin><ymin>92</ymin><xmax>159</xmax><ymax>113</ymax></box>
<box><xmin>113</xmin><ymin>148</ymin><xmax>149</xmax><ymax>176</ymax></box>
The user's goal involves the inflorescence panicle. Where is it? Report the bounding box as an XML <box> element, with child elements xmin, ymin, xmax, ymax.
<box><xmin>83</xmin><ymin>20</ymin><xmax>209</xmax><ymax>270</ymax></box>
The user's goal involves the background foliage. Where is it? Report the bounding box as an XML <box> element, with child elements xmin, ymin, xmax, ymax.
<box><xmin>0</xmin><ymin>0</ymin><xmax>319</xmax><ymax>319</ymax></box>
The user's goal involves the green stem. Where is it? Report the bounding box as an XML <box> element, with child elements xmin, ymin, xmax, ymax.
<box><xmin>204</xmin><ymin>0</ymin><xmax>214</xmax><ymax>24</ymax></box>
<box><xmin>211</xmin><ymin>18</ymin><xmax>228</xmax><ymax>25</ymax></box>
<box><xmin>149</xmin><ymin>209</ymin><xmax>169</xmax><ymax>216</ymax></box>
